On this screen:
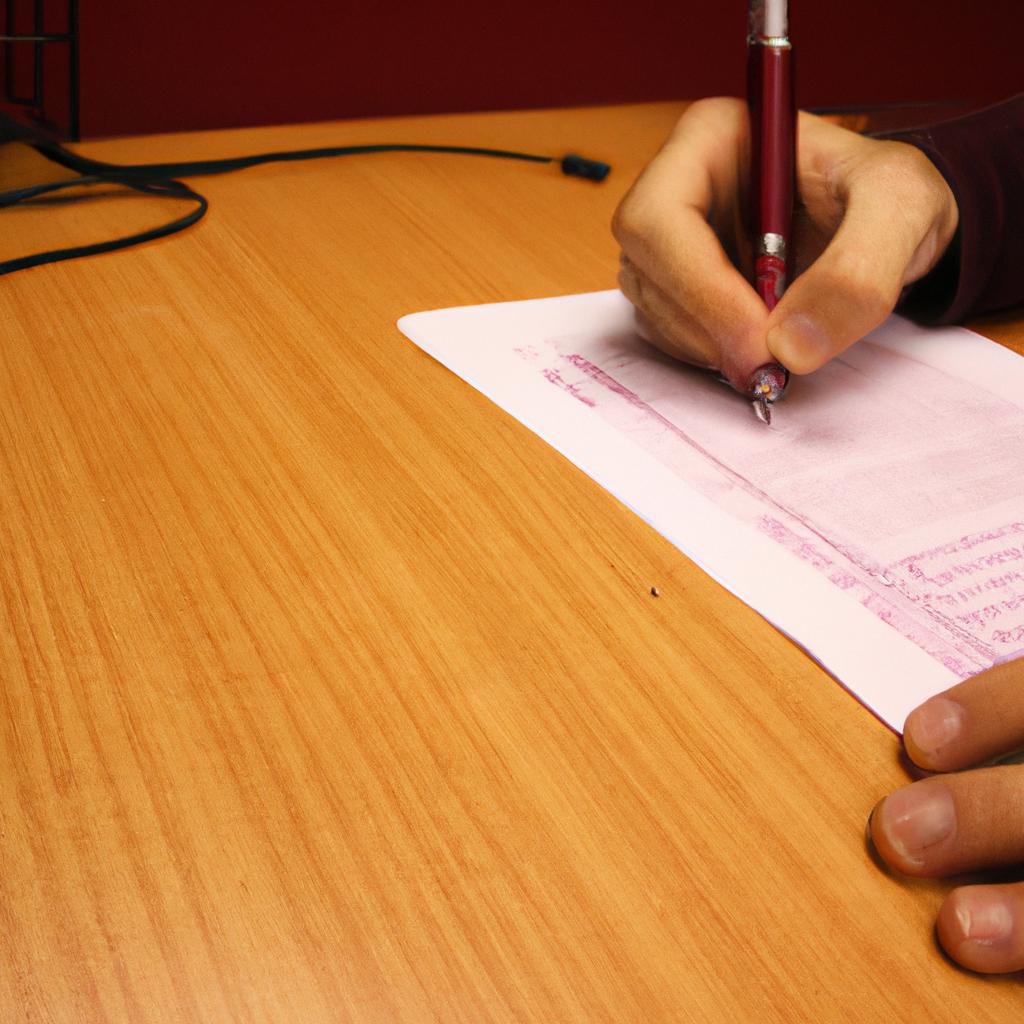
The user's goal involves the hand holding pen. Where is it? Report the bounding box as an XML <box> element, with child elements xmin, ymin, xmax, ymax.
<box><xmin>613</xmin><ymin>94</ymin><xmax>957</xmax><ymax>416</ymax></box>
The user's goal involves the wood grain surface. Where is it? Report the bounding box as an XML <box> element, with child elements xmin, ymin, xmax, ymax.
<box><xmin>1</xmin><ymin>103</ymin><xmax>1021</xmax><ymax>1022</ymax></box>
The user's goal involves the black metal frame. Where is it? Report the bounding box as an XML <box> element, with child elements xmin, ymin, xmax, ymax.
<box><xmin>0</xmin><ymin>0</ymin><xmax>79</xmax><ymax>139</ymax></box>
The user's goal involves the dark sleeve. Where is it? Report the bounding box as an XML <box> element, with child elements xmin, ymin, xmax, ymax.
<box><xmin>883</xmin><ymin>93</ymin><xmax>1024</xmax><ymax>324</ymax></box>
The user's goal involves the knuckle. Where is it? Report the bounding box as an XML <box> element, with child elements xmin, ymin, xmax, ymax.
<box><xmin>616</xmin><ymin>261</ymin><xmax>641</xmax><ymax>302</ymax></box>
<box><xmin>672</xmin><ymin>97</ymin><xmax>748</xmax><ymax>154</ymax></box>
<box><xmin>611</xmin><ymin>192</ymin><xmax>652</xmax><ymax>246</ymax></box>
<box><xmin>882</xmin><ymin>139</ymin><xmax>932</xmax><ymax>178</ymax></box>
<box><xmin>866</xmin><ymin>141</ymin><xmax>946</xmax><ymax>211</ymax></box>
<box><xmin>679</xmin><ymin>96</ymin><xmax>746</xmax><ymax>132</ymax></box>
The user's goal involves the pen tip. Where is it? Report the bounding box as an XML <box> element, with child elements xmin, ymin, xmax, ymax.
<box><xmin>747</xmin><ymin>362</ymin><xmax>788</xmax><ymax>425</ymax></box>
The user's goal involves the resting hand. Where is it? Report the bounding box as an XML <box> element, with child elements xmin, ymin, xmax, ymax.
<box><xmin>612</xmin><ymin>97</ymin><xmax>958</xmax><ymax>389</ymax></box>
<box><xmin>870</xmin><ymin>659</ymin><xmax>1024</xmax><ymax>973</ymax></box>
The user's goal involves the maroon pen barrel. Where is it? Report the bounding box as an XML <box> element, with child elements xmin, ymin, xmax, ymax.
<box><xmin>747</xmin><ymin>42</ymin><xmax>795</xmax><ymax>247</ymax></box>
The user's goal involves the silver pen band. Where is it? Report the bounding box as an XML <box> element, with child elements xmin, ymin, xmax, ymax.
<box><xmin>757</xmin><ymin>233</ymin><xmax>787</xmax><ymax>260</ymax></box>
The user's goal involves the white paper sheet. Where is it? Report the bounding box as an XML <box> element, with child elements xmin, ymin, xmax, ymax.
<box><xmin>398</xmin><ymin>290</ymin><xmax>1024</xmax><ymax>731</ymax></box>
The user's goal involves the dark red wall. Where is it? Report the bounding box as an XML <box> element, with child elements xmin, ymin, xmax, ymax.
<box><xmin>79</xmin><ymin>2</ymin><xmax>1022</xmax><ymax>138</ymax></box>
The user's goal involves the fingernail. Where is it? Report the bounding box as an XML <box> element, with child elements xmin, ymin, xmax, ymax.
<box><xmin>766</xmin><ymin>313</ymin><xmax>831</xmax><ymax>371</ymax></box>
<box><xmin>904</xmin><ymin>697</ymin><xmax>964</xmax><ymax>762</ymax></box>
<box><xmin>864</xmin><ymin>804</ymin><xmax>891</xmax><ymax>873</ymax></box>
<box><xmin>954</xmin><ymin>892</ymin><xmax>1014</xmax><ymax>944</ymax></box>
<box><xmin>875</xmin><ymin>782</ymin><xmax>956</xmax><ymax>867</ymax></box>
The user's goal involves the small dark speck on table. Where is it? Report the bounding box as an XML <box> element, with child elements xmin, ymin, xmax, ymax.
<box><xmin>650</xmin><ymin>586</ymin><xmax>660</xmax><ymax>597</ymax></box>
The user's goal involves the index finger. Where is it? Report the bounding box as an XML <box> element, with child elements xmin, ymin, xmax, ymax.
<box><xmin>612</xmin><ymin>98</ymin><xmax>771</xmax><ymax>387</ymax></box>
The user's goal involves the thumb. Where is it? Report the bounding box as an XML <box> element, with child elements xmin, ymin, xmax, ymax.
<box><xmin>765</xmin><ymin>183</ymin><xmax>932</xmax><ymax>374</ymax></box>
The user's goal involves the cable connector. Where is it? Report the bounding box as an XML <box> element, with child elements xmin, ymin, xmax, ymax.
<box><xmin>560</xmin><ymin>154</ymin><xmax>611</xmax><ymax>182</ymax></box>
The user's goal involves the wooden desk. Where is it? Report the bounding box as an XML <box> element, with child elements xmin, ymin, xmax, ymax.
<box><xmin>2</xmin><ymin>104</ymin><xmax>1022</xmax><ymax>1022</ymax></box>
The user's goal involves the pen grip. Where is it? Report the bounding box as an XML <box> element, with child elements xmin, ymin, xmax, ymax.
<box><xmin>754</xmin><ymin>253</ymin><xmax>786</xmax><ymax>311</ymax></box>
<box><xmin>747</xmin><ymin>43</ymin><xmax>795</xmax><ymax>259</ymax></box>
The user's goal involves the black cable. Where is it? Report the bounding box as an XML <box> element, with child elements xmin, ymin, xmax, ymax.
<box><xmin>0</xmin><ymin>137</ymin><xmax>611</xmax><ymax>277</ymax></box>
<box><xmin>32</xmin><ymin>140</ymin><xmax>559</xmax><ymax>180</ymax></box>
<box><xmin>0</xmin><ymin>176</ymin><xmax>207</xmax><ymax>276</ymax></box>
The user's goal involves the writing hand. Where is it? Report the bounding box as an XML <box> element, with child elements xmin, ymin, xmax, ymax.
<box><xmin>870</xmin><ymin>659</ymin><xmax>1024</xmax><ymax>973</ymax></box>
<box><xmin>612</xmin><ymin>98</ymin><xmax>958</xmax><ymax>390</ymax></box>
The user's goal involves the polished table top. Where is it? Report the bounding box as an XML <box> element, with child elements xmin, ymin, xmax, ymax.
<box><xmin>2</xmin><ymin>103</ymin><xmax>1022</xmax><ymax>1021</ymax></box>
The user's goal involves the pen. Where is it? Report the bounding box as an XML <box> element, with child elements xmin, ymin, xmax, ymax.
<box><xmin>746</xmin><ymin>0</ymin><xmax>795</xmax><ymax>424</ymax></box>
